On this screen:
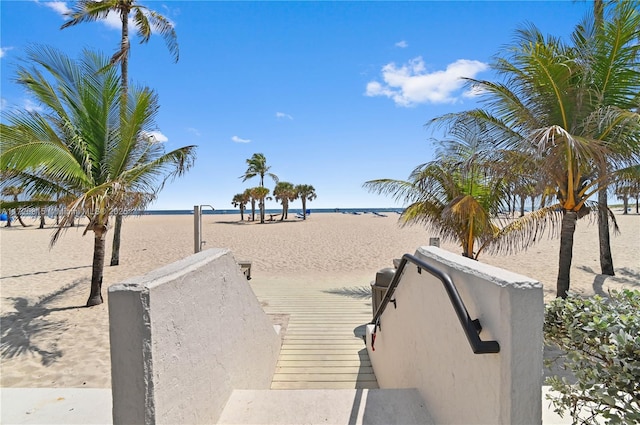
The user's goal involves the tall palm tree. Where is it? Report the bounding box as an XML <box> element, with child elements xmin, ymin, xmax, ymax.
<box><xmin>62</xmin><ymin>0</ymin><xmax>179</xmax><ymax>267</ymax></box>
<box><xmin>1</xmin><ymin>186</ymin><xmax>28</xmax><ymax>227</ymax></box>
<box><xmin>241</xmin><ymin>153</ymin><xmax>278</xmax><ymax>223</ymax></box>
<box><xmin>295</xmin><ymin>184</ymin><xmax>317</xmax><ymax>221</ymax></box>
<box><xmin>273</xmin><ymin>181</ymin><xmax>297</xmax><ymax>220</ymax></box>
<box><xmin>436</xmin><ymin>2</ymin><xmax>640</xmax><ymax>297</ymax></box>
<box><xmin>587</xmin><ymin>0</ymin><xmax>639</xmax><ymax>276</ymax></box>
<box><xmin>0</xmin><ymin>47</ymin><xmax>196</xmax><ymax>306</ymax></box>
<box><xmin>231</xmin><ymin>192</ymin><xmax>249</xmax><ymax>221</ymax></box>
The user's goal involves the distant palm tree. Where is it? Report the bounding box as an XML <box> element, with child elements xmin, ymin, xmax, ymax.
<box><xmin>31</xmin><ymin>193</ymin><xmax>51</xmax><ymax>229</ymax></box>
<box><xmin>295</xmin><ymin>184</ymin><xmax>317</xmax><ymax>220</ymax></box>
<box><xmin>251</xmin><ymin>187</ymin><xmax>271</xmax><ymax>224</ymax></box>
<box><xmin>273</xmin><ymin>181</ymin><xmax>297</xmax><ymax>220</ymax></box>
<box><xmin>62</xmin><ymin>0</ymin><xmax>179</xmax><ymax>267</ymax></box>
<box><xmin>616</xmin><ymin>165</ymin><xmax>640</xmax><ymax>214</ymax></box>
<box><xmin>231</xmin><ymin>192</ymin><xmax>250</xmax><ymax>221</ymax></box>
<box><xmin>244</xmin><ymin>188</ymin><xmax>257</xmax><ymax>222</ymax></box>
<box><xmin>241</xmin><ymin>153</ymin><xmax>278</xmax><ymax>223</ymax></box>
<box><xmin>1</xmin><ymin>185</ymin><xmax>28</xmax><ymax>227</ymax></box>
<box><xmin>0</xmin><ymin>47</ymin><xmax>196</xmax><ymax>306</ymax></box>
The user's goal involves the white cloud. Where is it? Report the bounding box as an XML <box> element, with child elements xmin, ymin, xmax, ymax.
<box><xmin>1</xmin><ymin>98</ymin><xmax>7</xmax><ymax>110</ymax></box>
<box><xmin>395</xmin><ymin>40</ymin><xmax>408</xmax><ymax>48</ymax></box>
<box><xmin>231</xmin><ymin>136</ymin><xmax>251</xmax><ymax>144</ymax></box>
<box><xmin>365</xmin><ymin>57</ymin><xmax>488</xmax><ymax>107</ymax></box>
<box><xmin>276</xmin><ymin>112</ymin><xmax>293</xmax><ymax>120</ymax></box>
<box><xmin>0</xmin><ymin>47</ymin><xmax>13</xmax><ymax>59</ymax></box>
<box><xmin>187</xmin><ymin>127</ymin><xmax>201</xmax><ymax>137</ymax></box>
<box><xmin>102</xmin><ymin>11</ymin><xmax>125</xmax><ymax>30</ymax></box>
<box><xmin>24</xmin><ymin>99</ymin><xmax>43</xmax><ymax>113</ymax></box>
<box><xmin>141</xmin><ymin>131</ymin><xmax>168</xmax><ymax>143</ymax></box>
<box><xmin>41</xmin><ymin>1</ymin><xmax>71</xmax><ymax>16</ymax></box>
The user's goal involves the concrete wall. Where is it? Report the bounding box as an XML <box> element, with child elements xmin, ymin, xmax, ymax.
<box><xmin>108</xmin><ymin>249</ymin><xmax>281</xmax><ymax>425</ymax></box>
<box><xmin>366</xmin><ymin>246</ymin><xmax>544</xmax><ymax>424</ymax></box>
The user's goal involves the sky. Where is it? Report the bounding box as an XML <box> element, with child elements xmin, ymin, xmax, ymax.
<box><xmin>1</xmin><ymin>0</ymin><xmax>593</xmax><ymax>210</ymax></box>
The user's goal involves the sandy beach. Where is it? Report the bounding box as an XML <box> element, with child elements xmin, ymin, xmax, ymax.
<box><xmin>1</xmin><ymin>211</ymin><xmax>639</xmax><ymax>388</ymax></box>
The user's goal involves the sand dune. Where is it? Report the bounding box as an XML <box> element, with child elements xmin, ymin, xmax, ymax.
<box><xmin>1</xmin><ymin>212</ymin><xmax>638</xmax><ymax>388</ymax></box>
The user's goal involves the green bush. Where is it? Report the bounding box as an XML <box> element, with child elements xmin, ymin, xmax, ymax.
<box><xmin>544</xmin><ymin>289</ymin><xmax>640</xmax><ymax>424</ymax></box>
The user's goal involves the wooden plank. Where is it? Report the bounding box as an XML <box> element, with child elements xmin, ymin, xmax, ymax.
<box><xmin>272</xmin><ymin>373</ymin><xmax>377</xmax><ymax>382</ymax></box>
<box><xmin>276</xmin><ymin>360</ymin><xmax>371</xmax><ymax>368</ymax></box>
<box><xmin>251</xmin><ymin>280</ymin><xmax>378</xmax><ymax>389</ymax></box>
<box><xmin>275</xmin><ymin>367</ymin><xmax>375</xmax><ymax>374</ymax></box>
<box><xmin>271</xmin><ymin>381</ymin><xmax>379</xmax><ymax>390</ymax></box>
<box><xmin>279</xmin><ymin>354</ymin><xmax>368</xmax><ymax>361</ymax></box>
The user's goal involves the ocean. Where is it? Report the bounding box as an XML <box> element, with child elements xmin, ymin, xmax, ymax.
<box><xmin>143</xmin><ymin>207</ymin><xmax>403</xmax><ymax>216</ymax></box>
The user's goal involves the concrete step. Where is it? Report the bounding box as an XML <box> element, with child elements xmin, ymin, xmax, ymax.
<box><xmin>218</xmin><ymin>388</ymin><xmax>435</xmax><ymax>425</ymax></box>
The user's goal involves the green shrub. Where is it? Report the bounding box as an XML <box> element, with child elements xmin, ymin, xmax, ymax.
<box><xmin>544</xmin><ymin>289</ymin><xmax>640</xmax><ymax>424</ymax></box>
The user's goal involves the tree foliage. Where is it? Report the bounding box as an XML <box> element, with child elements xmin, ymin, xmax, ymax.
<box><xmin>544</xmin><ymin>290</ymin><xmax>640</xmax><ymax>424</ymax></box>
<box><xmin>0</xmin><ymin>47</ymin><xmax>196</xmax><ymax>306</ymax></box>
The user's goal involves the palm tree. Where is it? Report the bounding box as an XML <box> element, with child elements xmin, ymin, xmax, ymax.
<box><xmin>1</xmin><ymin>186</ymin><xmax>28</xmax><ymax>227</ymax></box>
<box><xmin>436</xmin><ymin>2</ymin><xmax>640</xmax><ymax>297</ymax></box>
<box><xmin>0</xmin><ymin>47</ymin><xmax>196</xmax><ymax>306</ymax></box>
<box><xmin>62</xmin><ymin>0</ymin><xmax>179</xmax><ymax>267</ymax></box>
<box><xmin>244</xmin><ymin>188</ymin><xmax>257</xmax><ymax>221</ymax></box>
<box><xmin>251</xmin><ymin>186</ymin><xmax>271</xmax><ymax>224</ymax></box>
<box><xmin>616</xmin><ymin>165</ymin><xmax>640</xmax><ymax>214</ymax></box>
<box><xmin>231</xmin><ymin>192</ymin><xmax>250</xmax><ymax>221</ymax></box>
<box><xmin>295</xmin><ymin>184</ymin><xmax>317</xmax><ymax>221</ymax></box>
<box><xmin>365</xmin><ymin>123</ymin><xmax>511</xmax><ymax>259</ymax></box>
<box><xmin>31</xmin><ymin>193</ymin><xmax>51</xmax><ymax>229</ymax></box>
<box><xmin>273</xmin><ymin>181</ymin><xmax>297</xmax><ymax>220</ymax></box>
<box><xmin>241</xmin><ymin>153</ymin><xmax>278</xmax><ymax>223</ymax></box>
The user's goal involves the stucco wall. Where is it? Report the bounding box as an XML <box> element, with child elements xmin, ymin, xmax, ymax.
<box><xmin>366</xmin><ymin>246</ymin><xmax>543</xmax><ymax>424</ymax></box>
<box><xmin>108</xmin><ymin>249</ymin><xmax>281</xmax><ymax>425</ymax></box>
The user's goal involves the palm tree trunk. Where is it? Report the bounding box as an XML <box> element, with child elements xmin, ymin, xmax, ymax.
<box><xmin>302</xmin><ymin>199</ymin><xmax>307</xmax><ymax>220</ymax></box>
<box><xmin>39</xmin><ymin>208</ymin><xmax>45</xmax><ymax>229</ymax></box>
<box><xmin>622</xmin><ymin>195</ymin><xmax>628</xmax><ymax>214</ymax></box>
<box><xmin>87</xmin><ymin>226</ymin><xmax>107</xmax><ymax>306</ymax></box>
<box><xmin>110</xmin><ymin>214</ymin><xmax>123</xmax><ymax>266</ymax></box>
<box><xmin>110</xmin><ymin>7</ymin><xmax>130</xmax><ymax>268</ymax></box>
<box><xmin>5</xmin><ymin>210</ymin><xmax>11</xmax><ymax>227</ymax></box>
<box><xmin>259</xmin><ymin>201</ymin><xmax>265</xmax><ymax>224</ymax></box>
<box><xmin>597</xmin><ymin>187</ymin><xmax>614</xmax><ymax>276</ymax></box>
<box><xmin>10</xmin><ymin>195</ymin><xmax>27</xmax><ymax>227</ymax></box>
<box><xmin>16</xmin><ymin>209</ymin><xmax>27</xmax><ymax>227</ymax></box>
<box><xmin>556</xmin><ymin>211</ymin><xmax>577</xmax><ymax>299</ymax></box>
<box><xmin>240</xmin><ymin>206</ymin><xmax>245</xmax><ymax>221</ymax></box>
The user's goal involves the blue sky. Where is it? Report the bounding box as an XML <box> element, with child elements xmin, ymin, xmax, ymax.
<box><xmin>1</xmin><ymin>1</ymin><xmax>592</xmax><ymax>210</ymax></box>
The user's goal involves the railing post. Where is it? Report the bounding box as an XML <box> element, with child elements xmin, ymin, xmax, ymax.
<box><xmin>194</xmin><ymin>205</ymin><xmax>201</xmax><ymax>253</ymax></box>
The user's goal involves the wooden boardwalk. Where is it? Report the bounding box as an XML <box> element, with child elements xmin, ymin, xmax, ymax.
<box><xmin>250</xmin><ymin>278</ymin><xmax>378</xmax><ymax>390</ymax></box>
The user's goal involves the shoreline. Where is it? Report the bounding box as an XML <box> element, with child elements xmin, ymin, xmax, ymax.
<box><xmin>1</xmin><ymin>212</ymin><xmax>638</xmax><ymax>388</ymax></box>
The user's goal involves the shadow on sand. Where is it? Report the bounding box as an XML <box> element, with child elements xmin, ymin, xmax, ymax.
<box><xmin>0</xmin><ymin>265</ymin><xmax>91</xmax><ymax>280</ymax></box>
<box><xmin>1</xmin><ymin>279</ymin><xmax>86</xmax><ymax>366</ymax></box>
<box><xmin>323</xmin><ymin>286</ymin><xmax>372</xmax><ymax>300</ymax></box>
<box><xmin>577</xmin><ymin>265</ymin><xmax>640</xmax><ymax>297</ymax></box>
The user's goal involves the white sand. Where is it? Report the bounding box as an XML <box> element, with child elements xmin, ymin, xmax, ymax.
<box><xmin>1</xmin><ymin>211</ymin><xmax>638</xmax><ymax>388</ymax></box>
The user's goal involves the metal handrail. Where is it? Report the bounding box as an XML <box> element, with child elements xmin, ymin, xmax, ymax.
<box><xmin>371</xmin><ymin>253</ymin><xmax>500</xmax><ymax>354</ymax></box>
